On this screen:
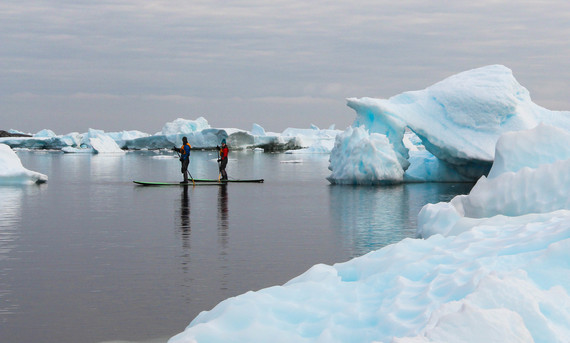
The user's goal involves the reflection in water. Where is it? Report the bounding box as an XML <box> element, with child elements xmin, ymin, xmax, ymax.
<box><xmin>179</xmin><ymin>186</ymin><xmax>191</xmax><ymax>248</ymax></box>
<box><xmin>217</xmin><ymin>184</ymin><xmax>229</xmax><ymax>250</ymax></box>
<box><xmin>90</xmin><ymin>155</ymin><xmax>124</xmax><ymax>181</ymax></box>
<box><xmin>177</xmin><ymin>185</ymin><xmax>192</xmax><ymax>275</ymax></box>
<box><xmin>0</xmin><ymin>187</ymin><xmax>23</xmax><ymax>230</ymax></box>
<box><xmin>0</xmin><ymin>187</ymin><xmax>24</xmax><ymax>317</ymax></box>
<box><xmin>217</xmin><ymin>184</ymin><xmax>229</xmax><ymax>291</ymax></box>
<box><xmin>329</xmin><ymin>183</ymin><xmax>474</xmax><ymax>258</ymax></box>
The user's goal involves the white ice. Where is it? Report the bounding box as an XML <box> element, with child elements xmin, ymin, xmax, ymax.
<box><xmin>168</xmin><ymin>123</ymin><xmax>570</xmax><ymax>343</ymax></box>
<box><xmin>0</xmin><ymin>118</ymin><xmax>340</xmax><ymax>154</ymax></box>
<box><xmin>328</xmin><ymin>65</ymin><xmax>570</xmax><ymax>184</ymax></box>
<box><xmin>0</xmin><ymin>144</ymin><xmax>47</xmax><ymax>184</ymax></box>
<box><xmin>89</xmin><ymin>133</ymin><xmax>126</xmax><ymax>154</ymax></box>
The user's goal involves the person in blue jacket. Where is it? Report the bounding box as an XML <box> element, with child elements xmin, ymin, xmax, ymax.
<box><xmin>174</xmin><ymin>137</ymin><xmax>192</xmax><ymax>183</ymax></box>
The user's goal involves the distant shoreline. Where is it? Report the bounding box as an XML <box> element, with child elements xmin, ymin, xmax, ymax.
<box><xmin>0</xmin><ymin>130</ymin><xmax>31</xmax><ymax>138</ymax></box>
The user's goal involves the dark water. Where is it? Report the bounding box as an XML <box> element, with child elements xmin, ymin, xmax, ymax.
<box><xmin>0</xmin><ymin>150</ymin><xmax>473</xmax><ymax>343</ymax></box>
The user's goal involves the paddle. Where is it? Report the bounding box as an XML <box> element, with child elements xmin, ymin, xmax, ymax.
<box><xmin>217</xmin><ymin>146</ymin><xmax>222</xmax><ymax>182</ymax></box>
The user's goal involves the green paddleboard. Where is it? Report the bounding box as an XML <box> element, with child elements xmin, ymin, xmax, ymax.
<box><xmin>190</xmin><ymin>178</ymin><xmax>264</xmax><ymax>183</ymax></box>
<box><xmin>133</xmin><ymin>181</ymin><xmax>225</xmax><ymax>186</ymax></box>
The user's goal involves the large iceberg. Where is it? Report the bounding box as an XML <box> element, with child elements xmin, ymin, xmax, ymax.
<box><xmin>328</xmin><ymin>65</ymin><xmax>570</xmax><ymax>184</ymax></box>
<box><xmin>418</xmin><ymin>124</ymin><xmax>570</xmax><ymax>237</ymax></box>
<box><xmin>0</xmin><ymin>144</ymin><xmax>47</xmax><ymax>184</ymax></box>
<box><xmin>168</xmin><ymin>124</ymin><xmax>570</xmax><ymax>343</ymax></box>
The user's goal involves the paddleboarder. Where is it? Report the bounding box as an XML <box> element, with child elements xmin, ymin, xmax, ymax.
<box><xmin>218</xmin><ymin>138</ymin><xmax>229</xmax><ymax>180</ymax></box>
<box><xmin>174</xmin><ymin>137</ymin><xmax>192</xmax><ymax>183</ymax></box>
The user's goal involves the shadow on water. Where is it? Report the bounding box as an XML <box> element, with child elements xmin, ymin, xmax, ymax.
<box><xmin>217</xmin><ymin>184</ymin><xmax>229</xmax><ymax>291</ymax></box>
<box><xmin>178</xmin><ymin>185</ymin><xmax>191</xmax><ymax>250</ymax></box>
<box><xmin>329</xmin><ymin>182</ymin><xmax>474</xmax><ymax>258</ymax></box>
<box><xmin>175</xmin><ymin>183</ymin><xmax>231</xmax><ymax>293</ymax></box>
<box><xmin>218</xmin><ymin>184</ymin><xmax>229</xmax><ymax>250</ymax></box>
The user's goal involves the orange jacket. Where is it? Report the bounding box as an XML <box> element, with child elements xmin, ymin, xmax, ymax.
<box><xmin>179</xmin><ymin>143</ymin><xmax>191</xmax><ymax>159</ymax></box>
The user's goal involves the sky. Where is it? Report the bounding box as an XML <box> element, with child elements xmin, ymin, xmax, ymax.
<box><xmin>1</xmin><ymin>0</ymin><xmax>570</xmax><ymax>135</ymax></box>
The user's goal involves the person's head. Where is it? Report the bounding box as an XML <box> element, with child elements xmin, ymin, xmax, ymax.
<box><xmin>221</xmin><ymin>138</ymin><xmax>226</xmax><ymax>146</ymax></box>
<box><xmin>182</xmin><ymin>137</ymin><xmax>188</xmax><ymax>144</ymax></box>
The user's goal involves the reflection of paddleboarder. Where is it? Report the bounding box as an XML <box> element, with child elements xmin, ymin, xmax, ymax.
<box><xmin>180</xmin><ymin>185</ymin><xmax>191</xmax><ymax>249</ymax></box>
<box><xmin>218</xmin><ymin>184</ymin><xmax>229</xmax><ymax>247</ymax></box>
<box><xmin>217</xmin><ymin>139</ymin><xmax>229</xmax><ymax>181</ymax></box>
<box><xmin>181</xmin><ymin>185</ymin><xmax>190</xmax><ymax>231</ymax></box>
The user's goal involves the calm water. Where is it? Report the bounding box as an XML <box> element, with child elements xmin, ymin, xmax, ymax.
<box><xmin>0</xmin><ymin>150</ymin><xmax>473</xmax><ymax>343</ymax></box>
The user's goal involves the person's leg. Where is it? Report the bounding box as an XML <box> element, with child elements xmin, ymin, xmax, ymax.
<box><xmin>220</xmin><ymin>159</ymin><xmax>228</xmax><ymax>180</ymax></box>
<box><xmin>181</xmin><ymin>159</ymin><xmax>189</xmax><ymax>183</ymax></box>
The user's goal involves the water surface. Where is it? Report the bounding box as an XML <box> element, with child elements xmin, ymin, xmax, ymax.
<box><xmin>0</xmin><ymin>150</ymin><xmax>473</xmax><ymax>343</ymax></box>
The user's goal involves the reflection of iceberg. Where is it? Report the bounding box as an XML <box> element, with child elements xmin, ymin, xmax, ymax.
<box><xmin>0</xmin><ymin>144</ymin><xmax>48</xmax><ymax>184</ymax></box>
<box><xmin>0</xmin><ymin>186</ymin><xmax>22</xmax><ymax>231</ymax></box>
<box><xmin>329</xmin><ymin>183</ymin><xmax>474</xmax><ymax>257</ymax></box>
<box><xmin>0</xmin><ymin>187</ymin><xmax>22</xmax><ymax>316</ymax></box>
<box><xmin>90</xmin><ymin>154</ymin><xmax>125</xmax><ymax>182</ymax></box>
<box><xmin>329</xmin><ymin>185</ymin><xmax>410</xmax><ymax>257</ymax></box>
<box><xmin>328</xmin><ymin>65</ymin><xmax>570</xmax><ymax>184</ymax></box>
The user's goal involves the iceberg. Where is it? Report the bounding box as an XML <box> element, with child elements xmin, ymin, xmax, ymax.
<box><xmin>283</xmin><ymin>125</ymin><xmax>340</xmax><ymax>154</ymax></box>
<box><xmin>0</xmin><ymin>129</ymin><xmax>79</xmax><ymax>149</ymax></box>
<box><xmin>328</xmin><ymin>65</ymin><xmax>570</xmax><ymax>184</ymax></box>
<box><xmin>327</xmin><ymin>126</ymin><xmax>405</xmax><ymax>184</ymax></box>
<box><xmin>89</xmin><ymin>134</ymin><xmax>125</xmax><ymax>154</ymax></box>
<box><xmin>0</xmin><ymin>117</ymin><xmax>338</xmax><ymax>153</ymax></box>
<box><xmin>418</xmin><ymin>124</ymin><xmax>570</xmax><ymax>237</ymax></box>
<box><xmin>0</xmin><ymin>144</ymin><xmax>48</xmax><ymax>184</ymax></box>
<box><xmin>169</xmin><ymin>124</ymin><xmax>570</xmax><ymax>343</ymax></box>
<box><xmin>60</xmin><ymin>129</ymin><xmax>127</xmax><ymax>153</ymax></box>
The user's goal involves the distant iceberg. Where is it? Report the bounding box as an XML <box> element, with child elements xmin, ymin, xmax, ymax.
<box><xmin>89</xmin><ymin>133</ymin><xmax>125</xmax><ymax>154</ymax></box>
<box><xmin>0</xmin><ymin>144</ymin><xmax>47</xmax><ymax>184</ymax></box>
<box><xmin>0</xmin><ymin>117</ymin><xmax>340</xmax><ymax>153</ymax></box>
<box><xmin>328</xmin><ymin>65</ymin><xmax>570</xmax><ymax>184</ymax></box>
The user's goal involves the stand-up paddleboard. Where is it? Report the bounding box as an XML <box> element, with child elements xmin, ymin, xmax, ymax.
<box><xmin>190</xmin><ymin>178</ymin><xmax>264</xmax><ymax>183</ymax></box>
<box><xmin>133</xmin><ymin>181</ymin><xmax>225</xmax><ymax>186</ymax></box>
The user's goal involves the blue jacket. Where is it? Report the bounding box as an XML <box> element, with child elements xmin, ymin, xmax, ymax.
<box><xmin>180</xmin><ymin>143</ymin><xmax>191</xmax><ymax>160</ymax></box>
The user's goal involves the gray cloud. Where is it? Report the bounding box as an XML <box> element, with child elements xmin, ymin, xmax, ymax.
<box><xmin>1</xmin><ymin>0</ymin><xmax>569</xmax><ymax>134</ymax></box>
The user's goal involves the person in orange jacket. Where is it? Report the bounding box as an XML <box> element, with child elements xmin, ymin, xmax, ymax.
<box><xmin>173</xmin><ymin>136</ymin><xmax>192</xmax><ymax>183</ymax></box>
<box><xmin>217</xmin><ymin>138</ymin><xmax>229</xmax><ymax>180</ymax></box>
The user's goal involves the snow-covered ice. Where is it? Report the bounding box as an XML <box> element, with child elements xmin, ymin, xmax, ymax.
<box><xmin>328</xmin><ymin>65</ymin><xmax>570</xmax><ymax>184</ymax></box>
<box><xmin>0</xmin><ymin>144</ymin><xmax>47</xmax><ymax>184</ymax></box>
<box><xmin>169</xmin><ymin>123</ymin><xmax>570</xmax><ymax>343</ymax></box>
<box><xmin>89</xmin><ymin>133</ymin><xmax>126</xmax><ymax>154</ymax></box>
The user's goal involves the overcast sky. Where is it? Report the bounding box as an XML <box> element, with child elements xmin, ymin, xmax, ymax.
<box><xmin>1</xmin><ymin>0</ymin><xmax>569</xmax><ymax>134</ymax></box>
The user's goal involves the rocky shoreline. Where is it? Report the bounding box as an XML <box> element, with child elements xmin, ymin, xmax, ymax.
<box><xmin>0</xmin><ymin>130</ymin><xmax>31</xmax><ymax>138</ymax></box>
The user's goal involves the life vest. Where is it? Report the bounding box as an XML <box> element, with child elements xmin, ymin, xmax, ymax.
<box><xmin>220</xmin><ymin>146</ymin><xmax>229</xmax><ymax>159</ymax></box>
<box><xmin>180</xmin><ymin>143</ymin><xmax>191</xmax><ymax>158</ymax></box>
